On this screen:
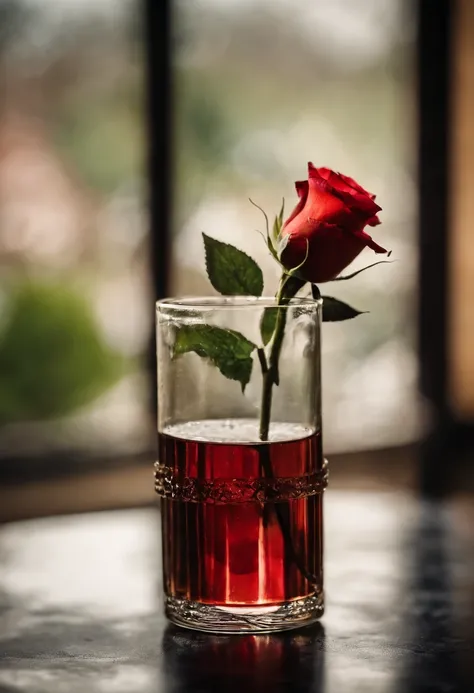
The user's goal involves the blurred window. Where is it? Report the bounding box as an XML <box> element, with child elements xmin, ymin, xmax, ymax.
<box><xmin>171</xmin><ymin>0</ymin><xmax>419</xmax><ymax>452</ymax></box>
<box><xmin>0</xmin><ymin>0</ymin><xmax>152</xmax><ymax>460</ymax></box>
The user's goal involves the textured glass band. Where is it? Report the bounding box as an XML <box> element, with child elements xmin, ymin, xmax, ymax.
<box><xmin>165</xmin><ymin>590</ymin><xmax>324</xmax><ymax>633</ymax></box>
<box><xmin>154</xmin><ymin>459</ymin><xmax>328</xmax><ymax>503</ymax></box>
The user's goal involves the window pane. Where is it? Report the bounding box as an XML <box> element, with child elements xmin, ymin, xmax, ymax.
<box><xmin>171</xmin><ymin>0</ymin><xmax>419</xmax><ymax>452</ymax></box>
<box><xmin>0</xmin><ymin>0</ymin><xmax>152</xmax><ymax>459</ymax></box>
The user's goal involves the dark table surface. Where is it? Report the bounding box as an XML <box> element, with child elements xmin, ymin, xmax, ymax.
<box><xmin>0</xmin><ymin>486</ymin><xmax>473</xmax><ymax>693</ymax></box>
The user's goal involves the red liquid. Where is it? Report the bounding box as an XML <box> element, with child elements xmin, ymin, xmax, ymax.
<box><xmin>159</xmin><ymin>420</ymin><xmax>323</xmax><ymax>606</ymax></box>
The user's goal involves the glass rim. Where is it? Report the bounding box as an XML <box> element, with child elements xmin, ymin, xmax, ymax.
<box><xmin>156</xmin><ymin>295</ymin><xmax>322</xmax><ymax>312</ymax></box>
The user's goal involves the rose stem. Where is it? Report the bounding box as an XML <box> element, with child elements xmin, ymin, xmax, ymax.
<box><xmin>256</xmin><ymin>274</ymin><xmax>317</xmax><ymax>587</ymax></box>
<box><xmin>259</xmin><ymin>274</ymin><xmax>303</xmax><ymax>440</ymax></box>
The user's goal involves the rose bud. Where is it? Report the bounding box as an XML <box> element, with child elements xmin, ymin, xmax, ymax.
<box><xmin>280</xmin><ymin>162</ymin><xmax>387</xmax><ymax>283</ymax></box>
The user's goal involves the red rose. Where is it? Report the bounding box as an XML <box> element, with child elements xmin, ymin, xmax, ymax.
<box><xmin>280</xmin><ymin>162</ymin><xmax>387</xmax><ymax>283</ymax></box>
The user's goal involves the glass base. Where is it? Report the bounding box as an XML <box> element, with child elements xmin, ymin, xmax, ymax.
<box><xmin>165</xmin><ymin>591</ymin><xmax>324</xmax><ymax>634</ymax></box>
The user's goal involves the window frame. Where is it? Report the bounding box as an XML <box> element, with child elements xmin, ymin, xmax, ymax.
<box><xmin>2</xmin><ymin>0</ymin><xmax>468</xmax><ymax>503</ymax></box>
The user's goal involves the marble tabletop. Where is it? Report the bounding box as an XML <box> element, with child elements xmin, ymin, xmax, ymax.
<box><xmin>0</xmin><ymin>489</ymin><xmax>473</xmax><ymax>693</ymax></box>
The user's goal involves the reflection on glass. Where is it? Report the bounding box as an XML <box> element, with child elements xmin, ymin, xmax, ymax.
<box><xmin>171</xmin><ymin>0</ymin><xmax>419</xmax><ymax>452</ymax></box>
<box><xmin>0</xmin><ymin>0</ymin><xmax>150</xmax><ymax>458</ymax></box>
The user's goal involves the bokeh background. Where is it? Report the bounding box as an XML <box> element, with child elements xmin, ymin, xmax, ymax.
<box><xmin>0</xmin><ymin>0</ymin><xmax>150</xmax><ymax>460</ymax></box>
<box><xmin>170</xmin><ymin>0</ymin><xmax>418</xmax><ymax>452</ymax></box>
<box><xmin>1</xmin><ymin>3</ymin><xmax>474</xmax><ymax>691</ymax></box>
<box><xmin>0</xmin><ymin>0</ymin><xmax>419</xmax><ymax>465</ymax></box>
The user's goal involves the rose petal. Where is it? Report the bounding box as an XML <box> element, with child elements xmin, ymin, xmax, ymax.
<box><xmin>283</xmin><ymin>167</ymin><xmax>353</xmax><ymax>234</ymax></box>
<box><xmin>367</xmin><ymin>214</ymin><xmax>381</xmax><ymax>227</ymax></box>
<box><xmin>280</xmin><ymin>163</ymin><xmax>386</xmax><ymax>281</ymax></box>
<box><xmin>281</xmin><ymin>223</ymin><xmax>367</xmax><ymax>283</ymax></box>
<box><xmin>306</xmin><ymin>163</ymin><xmax>378</xmax><ymax>223</ymax></box>
<box><xmin>307</xmin><ymin>161</ymin><xmax>320</xmax><ymax>179</ymax></box>
<box><xmin>337</xmin><ymin>172</ymin><xmax>377</xmax><ymax>201</ymax></box>
<box><xmin>343</xmin><ymin>192</ymin><xmax>382</xmax><ymax>220</ymax></box>
<box><xmin>312</xmin><ymin>165</ymin><xmax>380</xmax><ymax>215</ymax></box>
<box><xmin>295</xmin><ymin>180</ymin><xmax>308</xmax><ymax>199</ymax></box>
<box><xmin>314</xmin><ymin>166</ymin><xmax>332</xmax><ymax>182</ymax></box>
<box><xmin>282</xmin><ymin>180</ymin><xmax>308</xmax><ymax>228</ymax></box>
<box><xmin>352</xmin><ymin>229</ymin><xmax>387</xmax><ymax>253</ymax></box>
<box><xmin>316</xmin><ymin>167</ymin><xmax>362</xmax><ymax>196</ymax></box>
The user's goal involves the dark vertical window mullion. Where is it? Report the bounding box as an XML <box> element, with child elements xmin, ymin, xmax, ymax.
<box><xmin>417</xmin><ymin>0</ymin><xmax>453</xmax><ymax>412</ymax></box>
<box><xmin>417</xmin><ymin>0</ymin><xmax>455</xmax><ymax>491</ymax></box>
<box><xmin>145</xmin><ymin>0</ymin><xmax>173</xmax><ymax>416</ymax></box>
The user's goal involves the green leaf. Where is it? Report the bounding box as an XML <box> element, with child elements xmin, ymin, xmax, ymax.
<box><xmin>260</xmin><ymin>307</ymin><xmax>278</xmax><ymax>346</ymax></box>
<box><xmin>322</xmin><ymin>296</ymin><xmax>367</xmax><ymax>322</ymax></box>
<box><xmin>173</xmin><ymin>324</ymin><xmax>257</xmax><ymax>392</ymax></box>
<box><xmin>203</xmin><ymin>233</ymin><xmax>264</xmax><ymax>297</ymax></box>
<box><xmin>329</xmin><ymin>260</ymin><xmax>394</xmax><ymax>282</ymax></box>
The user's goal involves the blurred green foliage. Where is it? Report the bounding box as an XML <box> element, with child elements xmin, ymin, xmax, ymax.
<box><xmin>0</xmin><ymin>282</ymin><xmax>124</xmax><ymax>425</ymax></box>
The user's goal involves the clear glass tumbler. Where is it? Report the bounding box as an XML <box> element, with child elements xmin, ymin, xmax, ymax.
<box><xmin>155</xmin><ymin>296</ymin><xmax>327</xmax><ymax>633</ymax></box>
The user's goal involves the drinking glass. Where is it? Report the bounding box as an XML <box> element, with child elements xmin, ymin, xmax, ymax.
<box><xmin>155</xmin><ymin>296</ymin><xmax>327</xmax><ymax>633</ymax></box>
